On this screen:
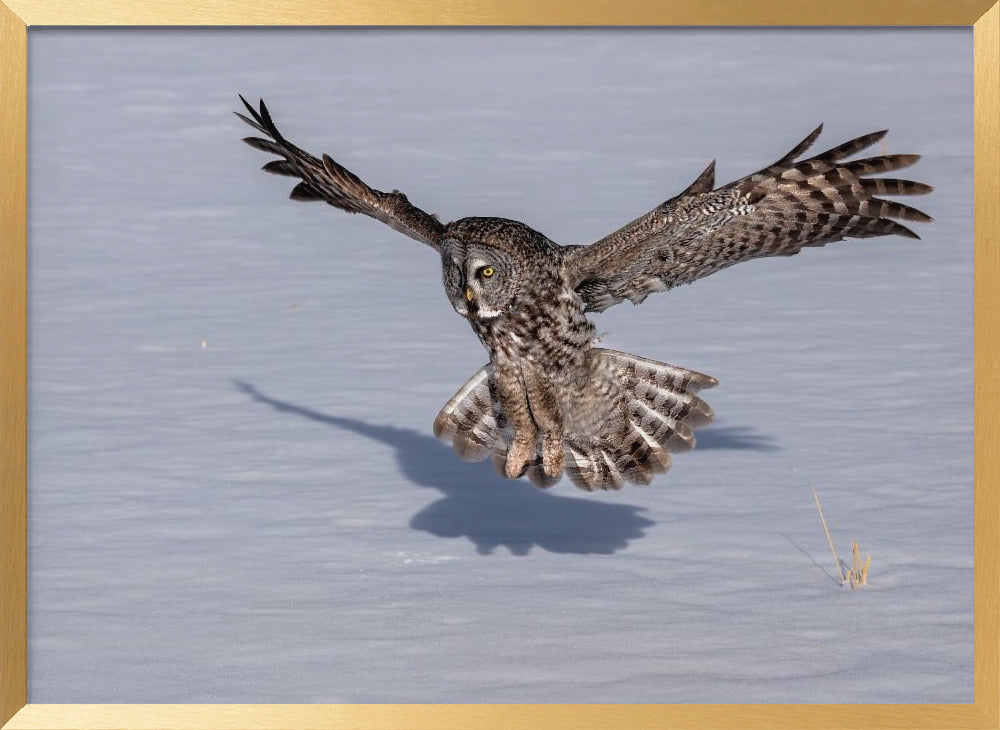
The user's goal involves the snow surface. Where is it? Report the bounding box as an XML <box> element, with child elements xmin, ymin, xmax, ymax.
<box><xmin>27</xmin><ymin>28</ymin><xmax>972</xmax><ymax>703</ymax></box>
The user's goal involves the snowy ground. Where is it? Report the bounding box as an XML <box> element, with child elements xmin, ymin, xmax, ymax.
<box><xmin>27</xmin><ymin>29</ymin><xmax>972</xmax><ymax>703</ymax></box>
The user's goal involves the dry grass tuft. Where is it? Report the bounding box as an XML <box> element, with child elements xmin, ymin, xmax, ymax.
<box><xmin>848</xmin><ymin>540</ymin><xmax>872</xmax><ymax>590</ymax></box>
<box><xmin>812</xmin><ymin>485</ymin><xmax>871</xmax><ymax>590</ymax></box>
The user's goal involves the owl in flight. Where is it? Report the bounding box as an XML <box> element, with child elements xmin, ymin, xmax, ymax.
<box><xmin>237</xmin><ymin>96</ymin><xmax>931</xmax><ymax>491</ymax></box>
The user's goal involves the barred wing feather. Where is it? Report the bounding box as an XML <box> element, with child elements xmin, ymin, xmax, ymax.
<box><xmin>566</xmin><ymin>126</ymin><xmax>932</xmax><ymax>313</ymax></box>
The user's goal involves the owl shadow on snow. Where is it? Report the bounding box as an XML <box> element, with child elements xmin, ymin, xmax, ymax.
<box><xmin>233</xmin><ymin>380</ymin><xmax>776</xmax><ymax>556</ymax></box>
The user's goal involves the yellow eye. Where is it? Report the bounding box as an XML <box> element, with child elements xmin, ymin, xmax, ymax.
<box><xmin>480</xmin><ymin>266</ymin><xmax>495</xmax><ymax>278</ymax></box>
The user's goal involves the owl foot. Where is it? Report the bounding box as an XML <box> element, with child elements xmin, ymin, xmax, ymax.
<box><xmin>505</xmin><ymin>436</ymin><xmax>535</xmax><ymax>479</ymax></box>
<box><xmin>541</xmin><ymin>433</ymin><xmax>565</xmax><ymax>478</ymax></box>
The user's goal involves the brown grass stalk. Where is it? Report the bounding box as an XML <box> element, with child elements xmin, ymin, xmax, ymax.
<box><xmin>812</xmin><ymin>484</ymin><xmax>846</xmax><ymax>584</ymax></box>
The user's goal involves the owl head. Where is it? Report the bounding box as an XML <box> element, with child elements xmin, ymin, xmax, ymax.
<box><xmin>439</xmin><ymin>217</ymin><xmax>552</xmax><ymax>320</ymax></box>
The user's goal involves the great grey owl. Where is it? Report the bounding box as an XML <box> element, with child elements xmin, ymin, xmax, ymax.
<box><xmin>236</xmin><ymin>96</ymin><xmax>931</xmax><ymax>491</ymax></box>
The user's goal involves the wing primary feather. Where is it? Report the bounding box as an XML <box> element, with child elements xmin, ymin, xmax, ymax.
<box><xmin>867</xmin><ymin>198</ymin><xmax>934</xmax><ymax>223</ymax></box>
<box><xmin>776</xmin><ymin>123</ymin><xmax>824</xmax><ymax>164</ymax></box>
<box><xmin>261</xmin><ymin>159</ymin><xmax>298</xmax><ymax>176</ymax></box>
<box><xmin>242</xmin><ymin>136</ymin><xmax>285</xmax><ymax>155</ymax></box>
<box><xmin>814</xmin><ymin>129</ymin><xmax>887</xmax><ymax>162</ymax></box>
<box><xmin>233</xmin><ymin>110</ymin><xmax>266</xmax><ymax>134</ymax></box>
<box><xmin>257</xmin><ymin>98</ymin><xmax>280</xmax><ymax>139</ymax></box>
<box><xmin>875</xmin><ymin>220</ymin><xmax>920</xmax><ymax>239</ymax></box>
<box><xmin>860</xmin><ymin>178</ymin><xmax>933</xmax><ymax>196</ymax></box>
<box><xmin>842</xmin><ymin>154</ymin><xmax>921</xmax><ymax>175</ymax></box>
<box><xmin>289</xmin><ymin>182</ymin><xmax>322</xmax><ymax>201</ymax></box>
<box><xmin>238</xmin><ymin>94</ymin><xmax>259</xmax><ymax>123</ymax></box>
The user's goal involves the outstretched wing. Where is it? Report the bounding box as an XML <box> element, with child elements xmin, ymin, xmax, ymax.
<box><xmin>236</xmin><ymin>96</ymin><xmax>446</xmax><ymax>249</ymax></box>
<box><xmin>564</xmin><ymin>125</ymin><xmax>933</xmax><ymax>312</ymax></box>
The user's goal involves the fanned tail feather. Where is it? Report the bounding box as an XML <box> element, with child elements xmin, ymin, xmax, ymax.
<box><xmin>432</xmin><ymin>349</ymin><xmax>717</xmax><ymax>491</ymax></box>
<box><xmin>432</xmin><ymin>366</ymin><xmax>502</xmax><ymax>463</ymax></box>
<box><xmin>561</xmin><ymin>350</ymin><xmax>716</xmax><ymax>491</ymax></box>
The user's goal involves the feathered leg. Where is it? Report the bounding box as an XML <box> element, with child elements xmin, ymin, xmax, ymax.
<box><xmin>520</xmin><ymin>362</ymin><xmax>566</xmax><ymax>480</ymax></box>
<box><xmin>493</xmin><ymin>360</ymin><xmax>537</xmax><ymax>479</ymax></box>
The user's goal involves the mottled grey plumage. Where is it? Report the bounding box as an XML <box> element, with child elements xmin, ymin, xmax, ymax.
<box><xmin>237</xmin><ymin>96</ymin><xmax>932</xmax><ymax>491</ymax></box>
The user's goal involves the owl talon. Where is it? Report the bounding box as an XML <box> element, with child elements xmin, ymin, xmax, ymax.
<box><xmin>505</xmin><ymin>437</ymin><xmax>535</xmax><ymax>479</ymax></box>
<box><xmin>541</xmin><ymin>434</ymin><xmax>565</xmax><ymax>478</ymax></box>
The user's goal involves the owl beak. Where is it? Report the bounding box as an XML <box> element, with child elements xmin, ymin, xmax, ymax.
<box><xmin>465</xmin><ymin>286</ymin><xmax>474</xmax><ymax>302</ymax></box>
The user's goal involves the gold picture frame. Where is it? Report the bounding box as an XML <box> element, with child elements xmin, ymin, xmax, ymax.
<box><xmin>1</xmin><ymin>2</ymin><xmax>997</xmax><ymax>728</ymax></box>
